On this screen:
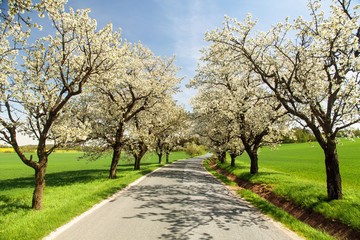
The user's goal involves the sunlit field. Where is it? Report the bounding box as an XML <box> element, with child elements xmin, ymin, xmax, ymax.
<box><xmin>0</xmin><ymin>148</ymin><xmax>14</xmax><ymax>153</ymax></box>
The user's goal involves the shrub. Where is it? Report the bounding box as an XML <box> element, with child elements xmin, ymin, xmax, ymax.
<box><xmin>185</xmin><ymin>142</ymin><xmax>206</xmax><ymax>157</ymax></box>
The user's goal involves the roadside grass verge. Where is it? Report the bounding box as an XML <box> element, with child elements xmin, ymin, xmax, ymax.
<box><xmin>0</xmin><ymin>151</ymin><xmax>189</xmax><ymax>240</ymax></box>
<box><xmin>206</xmin><ymin>139</ymin><xmax>360</xmax><ymax>233</ymax></box>
<box><xmin>204</xmin><ymin>159</ymin><xmax>334</xmax><ymax>240</ymax></box>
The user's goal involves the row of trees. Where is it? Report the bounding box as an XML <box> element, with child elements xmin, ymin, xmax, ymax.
<box><xmin>191</xmin><ymin>0</ymin><xmax>359</xmax><ymax>201</ymax></box>
<box><xmin>2</xmin><ymin>0</ymin><xmax>359</xmax><ymax>210</ymax></box>
<box><xmin>0</xmin><ymin>1</ymin><xmax>188</xmax><ymax>210</ymax></box>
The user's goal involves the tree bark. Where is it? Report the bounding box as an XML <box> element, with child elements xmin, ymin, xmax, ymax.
<box><xmin>165</xmin><ymin>150</ymin><xmax>170</xmax><ymax>163</ymax></box>
<box><xmin>249</xmin><ymin>150</ymin><xmax>259</xmax><ymax>174</ymax></box>
<box><xmin>309</xmin><ymin>125</ymin><xmax>343</xmax><ymax>200</ymax></box>
<box><xmin>324</xmin><ymin>140</ymin><xmax>342</xmax><ymax>200</ymax></box>
<box><xmin>157</xmin><ymin>152</ymin><xmax>163</xmax><ymax>164</ymax></box>
<box><xmin>32</xmin><ymin>164</ymin><xmax>47</xmax><ymax>210</ymax></box>
<box><xmin>217</xmin><ymin>151</ymin><xmax>226</xmax><ymax>164</ymax></box>
<box><xmin>244</xmin><ymin>145</ymin><xmax>259</xmax><ymax>174</ymax></box>
<box><xmin>156</xmin><ymin>140</ymin><xmax>163</xmax><ymax>164</ymax></box>
<box><xmin>109</xmin><ymin>125</ymin><xmax>125</xmax><ymax>179</ymax></box>
<box><xmin>133</xmin><ymin>142</ymin><xmax>148</xmax><ymax>170</ymax></box>
<box><xmin>109</xmin><ymin>144</ymin><xmax>121</xmax><ymax>179</ymax></box>
<box><xmin>134</xmin><ymin>156</ymin><xmax>141</xmax><ymax>170</ymax></box>
<box><xmin>31</xmin><ymin>139</ymin><xmax>49</xmax><ymax>210</ymax></box>
<box><xmin>230</xmin><ymin>153</ymin><xmax>237</xmax><ymax>167</ymax></box>
<box><xmin>242</xmin><ymin>138</ymin><xmax>260</xmax><ymax>174</ymax></box>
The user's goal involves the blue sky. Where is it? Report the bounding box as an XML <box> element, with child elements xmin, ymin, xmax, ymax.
<box><xmin>66</xmin><ymin>0</ymin><xmax>333</xmax><ymax>110</ymax></box>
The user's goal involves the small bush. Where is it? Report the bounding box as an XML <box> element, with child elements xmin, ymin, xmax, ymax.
<box><xmin>185</xmin><ymin>142</ymin><xmax>206</xmax><ymax>157</ymax></box>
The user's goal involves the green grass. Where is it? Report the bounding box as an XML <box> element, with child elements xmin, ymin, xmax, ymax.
<box><xmin>0</xmin><ymin>151</ymin><xmax>189</xmax><ymax>240</ymax></box>
<box><xmin>239</xmin><ymin>189</ymin><xmax>334</xmax><ymax>240</ymax></box>
<box><xmin>203</xmin><ymin>160</ymin><xmax>333</xmax><ymax>240</ymax></box>
<box><xmin>214</xmin><ymin>138</ymin><xmax>360</xmax><ymax>232</ymax></box>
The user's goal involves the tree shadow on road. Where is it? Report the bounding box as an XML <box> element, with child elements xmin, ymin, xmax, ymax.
<box><xmin>117</xmin><ymin>159</ymin><xmax>273</xmax><ymax>240</ymax></box>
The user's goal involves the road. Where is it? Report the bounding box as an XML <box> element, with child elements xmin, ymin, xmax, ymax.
<box><xmin>47</xmin><ymin>155</ymin><xmax>302</xmax><ymax>240</ymax></box>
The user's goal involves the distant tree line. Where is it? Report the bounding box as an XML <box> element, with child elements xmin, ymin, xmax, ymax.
<box><xmin>282</xmin><ymin>128</ymin><xmax>360</xmax><ymax>143</ymax></box>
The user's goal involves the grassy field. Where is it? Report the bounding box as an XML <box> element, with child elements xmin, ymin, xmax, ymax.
<box><xmin>0</xmin><ymin>151</ymin><xmax>189</xmax><ymax>240</ymax></box>
<box><xmin>215</xmin><ymin>138</ymin><xmax>360</xmax><ymax>232</ymax></box>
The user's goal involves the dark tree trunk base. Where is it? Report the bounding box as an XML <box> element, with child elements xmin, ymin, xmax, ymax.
<box><xmin>109</xmin><ymin>147</ymin><xmax>121</xmax><ymax>179</ymax></box>
<box><xmin>157</xmin><ymin>153</ymin><xmax>163</xmax><ymax>164</ymax></box>
<box><xmin>134</xmin><ymin>158</ymin><xmax>141</xmax><ymax>170</ymax></box>
<box><xmin>32</xmin><ymin>166</ymin><xmax>47</xmax><ymax>210</ymax></box>
<box><xmin>217</xmin><ymin>151</ymin><xmax>226</xmax><ymax>164</ymax></box>
<box><xmin>324</xmin><ymin>141</ymin><xmax>342</xmax><ymax>200</ymax></box>
<box><xmin>249</xmin><ymin>150</ymin><xmax>258</xmax><ymax>174</ymax></box>
<box><xmin>165</xmin><ymin>151</ymin><xmax>170</xmax><ymax>163</ymax></box>
<box><xmin>230</xmin><ymin>153</ymin><xmax>237</xmax><ymax>167</ymax></box>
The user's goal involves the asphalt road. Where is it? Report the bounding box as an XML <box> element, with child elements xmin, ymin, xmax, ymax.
<box><xmin>47</xmin><ymin>155</ymin><xmax>302</xmax><ymax>240</ymax></box>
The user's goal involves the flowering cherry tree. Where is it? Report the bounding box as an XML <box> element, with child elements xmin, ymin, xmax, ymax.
<box><xmin>1</xmin><ymin>0</ymin><xmax>67</xmax><ymax>103</ymax></box>
<box><xmin>205</xmin><ymin>0</ymin><xmax>360</xmax><ymax>199</ymax></box>
<box><xmin>121</xmin><ymin>97</ymin><xmax>187</xmax><ymax>169</ymax></box>
<box><xmin>192</xmin><ymin>42</ymin><xmax>287</xmax><ymax>173</ymax></box>
<box><xmin>123</xmin><ymin>114</ymin><xmax>152</xmax><ymax>170</ymax></box>
<box><xmin>0</xmin><ymin>3</ymin><xmax>120</xmax><ymax>209</ymax></box>
<box><xmin>150</xmin><ymin>98</ymin><xmax>189</xmax><ymax>164</ymax></box>
<box><xmin>191</xmin><ymin>87</ymin><xmax>239</xmax><ymax>164</ymax></box>
<box><xmin>83</xmin><ymin>42</ymin><xmax>180</xmax><ymax>179</ymax></box>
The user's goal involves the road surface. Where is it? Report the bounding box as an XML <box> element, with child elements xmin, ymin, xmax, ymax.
<box><xmin>47</xmin><ymin>155</ymin><xmax>302</xmax><ymax>240</ymax></box>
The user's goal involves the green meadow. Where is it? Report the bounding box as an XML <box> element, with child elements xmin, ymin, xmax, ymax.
<box><xmin>204</xmin><ymin>162</ymin><xmax>334</xmax><ymax>240</ymax></box>
<box><xmin>216</xmin><ymin>139</ymin><xmax>360</xmax><ymax>232</ymax></box>
<box><xmin>0</xmin><ymin>151</ymin><xmax>189</xmax><ymax>240</ymax></box>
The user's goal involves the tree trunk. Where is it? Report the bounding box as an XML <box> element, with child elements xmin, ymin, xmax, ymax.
<box><xmin>32</xmin><ymin>164</ymin><xmax>47</xmax><ymax>210</ymax></box>
<box><xmin>324</xmin><ymin>140</ymin><xmax>342</xmax><ymax>200</ymax></box>
<box><xmin>134</xmin><ymin>156</ymin><xmax>141</xmax><ymax>170</ymax></box>
<box><xmin>109</xmin><ymin>145</ymin><xmax>121</xmax><ymax>179</ymax></box>
<box><xmin>157</xmin><ymin>152</ymin><xmax>163</xmax><ymax>164</ymax></box>
<box><xmin>311</xmin><ymin>128</ymin><xmax>343</xmax><ymax>200</ymax></box>
<box><xmin>217</xmin><ymin>151</ymin><xmax>226</xmax><ymax>164</ymax></box>
<box><xmin>165</xmin><ymin>150</ymin><xmax>170</xmax><ymax>163</ymax></box>
<box><xmin>222</xmin><ymin>151</ymin><xmax>226</xmax><ymax>163</ymax></box>
<box><xmin>110</xmin><ymin>126</ymin><xmax>125</xmax><ymax>179</ymax></box>
<box><xmin>249</xmin><ymin>151</ymin><xmax>258</xmax><ymax>174</ymax></box>
<box><xmin>156</xmin><ymin>141</ymin><xmax>163</xmax><ymax>164</ymax></box>
<box><xmin>133</xmin><ymin>142</ymin><xmax>148</xmax><ymax>170</ymax></box>
<box><xmin>246</xmin><ymin>148</ymin><xmax>258</xmax><ymax>174</ymax></box>
<box><xmin>242</xmin><ymin>140</ymin><xmax>259</xmax><ymax>174</ymax></box>
<box><xmin>31</xmin><ymin>141</ymin><xmax>49</xmax><ymax>210</ymax></box>
<box><xmin>230</xmin><ymin>153</ymin><xmax>237</xmax><ymax>167</ymax></box>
